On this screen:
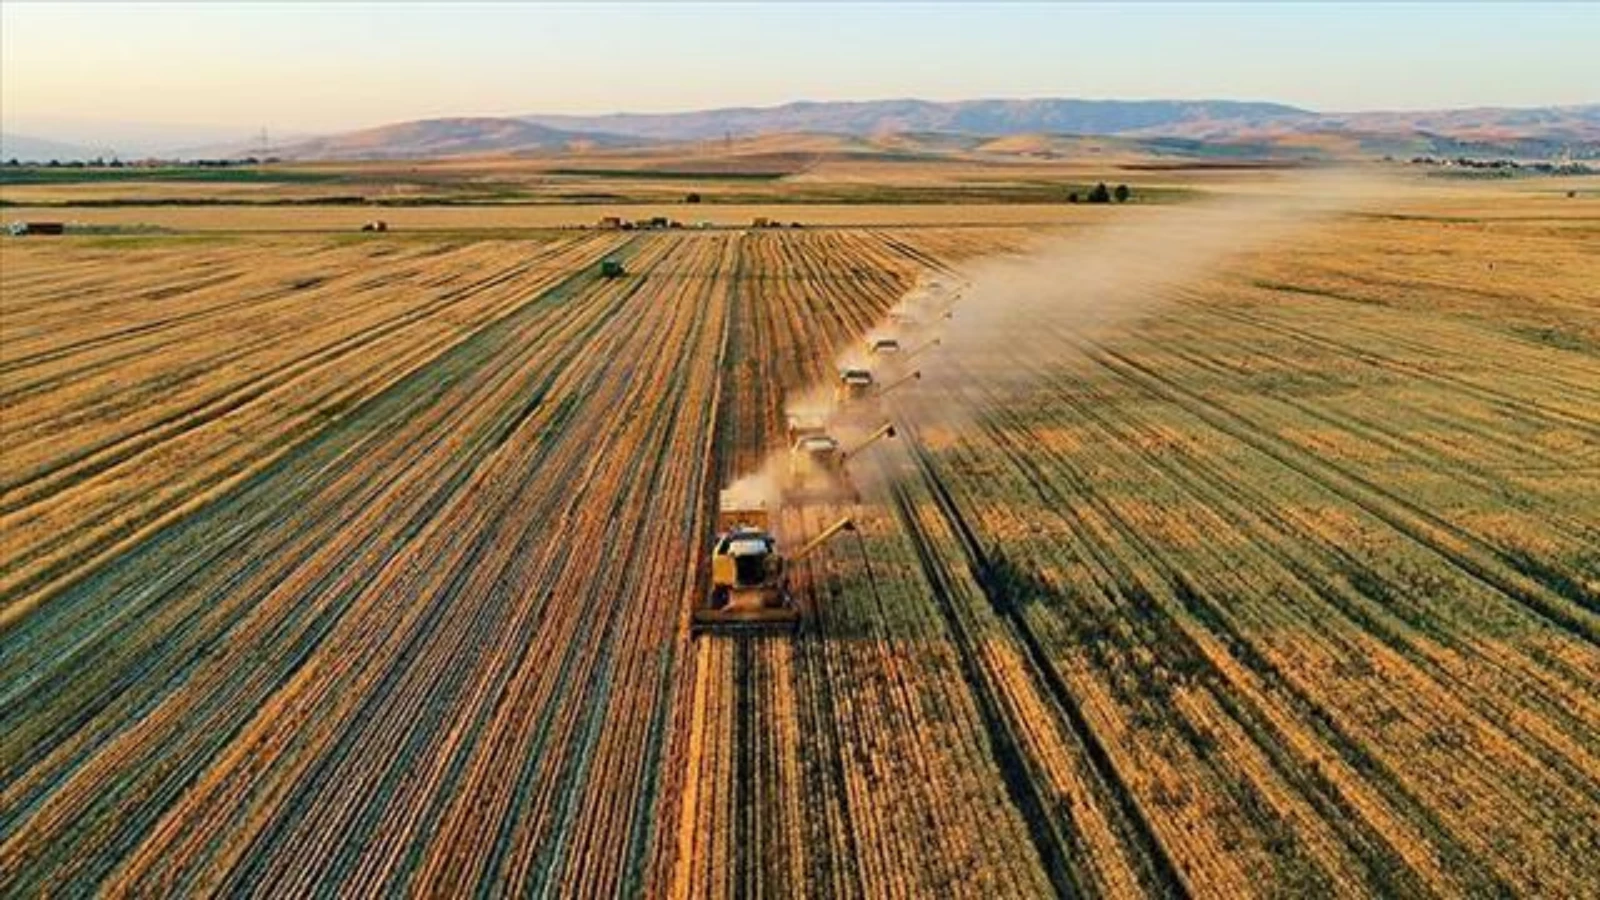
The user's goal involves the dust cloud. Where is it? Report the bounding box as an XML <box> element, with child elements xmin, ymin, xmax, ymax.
<box><xmin>719</xmin><ymin>169</ymin><xmax>1394</xmax><ymax>521</ymax></box>
<box><xmin>888</xmin><ymin>170</ymin><xmax>1395</xmax><ymax>437</ymax></box>
<box><xmin>721</xmin><ymin>467</ymin><xmax>784</xmax><ymax>518</ymax></box>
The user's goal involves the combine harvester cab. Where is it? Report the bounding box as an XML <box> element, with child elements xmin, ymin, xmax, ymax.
<box><xmin>694</xmin><ymin>492</ymin><xmax>855</xmax><ymax>636</ymax></box>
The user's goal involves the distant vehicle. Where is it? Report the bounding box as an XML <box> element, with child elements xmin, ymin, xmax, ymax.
<box><xmin>600</xmin><ymin>259</ymin><xmax>626</xmax><ymax>278</ymax></box>
<box><xmin>9</xmin><ymin>221</ymin><xmax>65</xmax><ymax>236</ymax></box>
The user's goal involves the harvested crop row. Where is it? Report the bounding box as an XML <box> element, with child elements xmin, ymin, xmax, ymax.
<box><xmin>670</xmin><ymin>206</ymin><xmax>1597</xmax><ymax>897</ymax></box>
<box><xmin>6</xmin><ymin>207</ymin><xmax>1595</xmax><ymax>897</ymax></box>
<box><xmin>0</xmin><ymin>234</ymin><xmax>625</xmax><ymax>623</ymax></box>
<box><xmin>2</xmin><ymin>227</ymin><xmax>1026</xmax><ymax>895</ymax></box>
<box><xmin>674</xmin><ymin>227</ymin><xmax>1073</xmax><ymax>898</ymax></box>
<box><xmin>856</xmin><ymin>217</ymin><xmax>1600</xmax><ymax>895</ymax></box>
<box><xmin>2</xmin><ymin>232</ymin><xmax>713</xmax><ymax>891</ymax></box>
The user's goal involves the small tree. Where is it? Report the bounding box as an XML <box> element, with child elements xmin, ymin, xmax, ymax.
<box><xmin>1087</xmin><ymin>182</ymin><xmax>1111</xmax><ymax>203</ymax></box>
<box><xmin>1067</xmin><ymin>192</ymin><xmax>1079</xmax><ymax>203</ymax></box>
<box><xmin>685</xmin><ymin>192</ymin><xmax>702</xmax><ymax>204</ymax></box>
<box><xmin>1113</xmin><ymin>184</ymin><xmax>1131</xmax><ymax>203</ymax></box>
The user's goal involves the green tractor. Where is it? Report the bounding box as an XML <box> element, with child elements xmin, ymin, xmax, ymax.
<box><xmin>600</xmin><ymin>258</ymin><xmax>626</xmax><ymax>278</ymax></box>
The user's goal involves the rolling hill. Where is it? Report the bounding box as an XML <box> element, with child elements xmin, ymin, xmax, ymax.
<box><xmin>274</xmin><ymin>117</ymin><xmax>640</xmax><ymax>160</ymax></box>
<box><xmin>16</xmin><ymin>100</ymin><xmax>1599</xmax><ymax>163</ymax></box>
<box><xmin>522</xmin><ymin>98</ymin><xmax>1315</xmax><ymax>141</ymax></box>
<box><xmin>0</xmin><ymin>132</ymin><xmax>103</xmax><ymax>163</ymax></box>
<box><xmin>310</xmin><ymin>101</ymin><xmax>1600</xmax><ymax>161</ymax></box>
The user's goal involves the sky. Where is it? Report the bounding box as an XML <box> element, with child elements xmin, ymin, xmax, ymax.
<box><xmin>3</xmin><ymin>1</ymin><xmax>1596</xmax><ymax>143</ymax></box>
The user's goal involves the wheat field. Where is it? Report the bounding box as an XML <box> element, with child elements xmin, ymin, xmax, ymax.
<box><xmin>2</xmin><ymin>176</ymin><xmax>1597</xmax><ymax>896</ymax></box>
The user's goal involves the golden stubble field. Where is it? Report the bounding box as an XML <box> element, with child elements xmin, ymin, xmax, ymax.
<box><xmin>2</xmin><ymin>169</ymin><xmax>1597</xmax><ymax>896</ymax></box>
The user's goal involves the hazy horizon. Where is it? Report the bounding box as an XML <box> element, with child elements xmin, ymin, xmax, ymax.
<box><xmin>4</xmin><ymin>1</ymin><xmax>1596</xmax><ymax>146</ymax></box>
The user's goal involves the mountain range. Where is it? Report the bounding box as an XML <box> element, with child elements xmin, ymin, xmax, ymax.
<box><xmin>521</xmin><ymin>98</ymin><xmax>1314</xmax><ymax>141</ymax></box>
<box><xmin>5</xmin><ymin>98</ymin><xmax>1597</xmax><ymax>162</ymax></box>
<box><xmin>276</xmin><ymin>118</ymin><xmax>640</xmax><ymax>160</ymax></box>
<box><xmin>1</xmin><ymin>133</ymin><xmax>103</xmax><ymax>163</ymax></box>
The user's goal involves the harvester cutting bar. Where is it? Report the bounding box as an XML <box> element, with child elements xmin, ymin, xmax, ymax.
<box><xmin>691</xmin><ymin>605</ymin><xmax>800</xmax><ymax>634</ymax></box>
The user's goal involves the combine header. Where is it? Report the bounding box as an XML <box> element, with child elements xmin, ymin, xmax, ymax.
<box><xmin>693</xmin><ymin>491</ymin><xmax>856</xmax><ymax>635</ymax></box>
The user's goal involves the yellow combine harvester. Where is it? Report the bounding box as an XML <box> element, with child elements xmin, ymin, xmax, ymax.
<box><xmin>835</xmin><ymin>367</ymin><xmax>921</xmax><ymax>404</ymax></box>
<box><xmin>785</xmin><ymin>413</ymin><xmax>845</xmax><ymax>501</ymax></box>
<box><xmin>785</xmin><ymin>420</ymin><xmax>897</xmax><ymax>502</ymax></box>
<box><xmin>835</xmin><ymin>368</ymin><xmax>922</xmax><ymax>417</ymax></box>
<box><xmin>836</xmin><ymin>367</ymin><xmax>875</xmax><ymax>404</ymax></box>
<box><xmin>867</xmin><ymin>336</ymin><xmax>902</xmax><ymax>356</ymax></box>
<box><xmin>693</xmin><ymin>492</ymin><xmax>856</xmax><ymax>634</ymax></box>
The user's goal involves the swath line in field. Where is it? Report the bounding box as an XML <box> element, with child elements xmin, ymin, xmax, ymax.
<box><xmin>892</xmin><ymin>424</ymin><xmax>1192</xmax><ymax>900</ymax></box>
